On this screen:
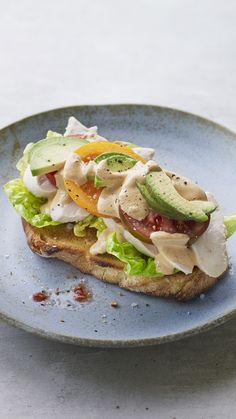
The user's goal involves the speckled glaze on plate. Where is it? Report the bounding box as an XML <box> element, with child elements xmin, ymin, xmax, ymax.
<box><xmin>1</xmin><ymin>104</ymin><xmax>236</xmax><ymax>348</ymax></box>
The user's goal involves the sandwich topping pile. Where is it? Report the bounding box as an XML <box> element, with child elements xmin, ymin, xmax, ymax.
<box><xmin>4</xmin><ymin>117</ymin><xmax>236</xmax><ymax>298</ymax></box>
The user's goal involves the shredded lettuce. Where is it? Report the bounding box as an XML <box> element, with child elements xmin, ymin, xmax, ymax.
<box><xmin>3</xmin><ymin>179</ymin><xmax>60</xmax><ymax>228</ymax></box>
<box><xmin>106</xmin><ymin>232</ymin><xmax>163</xmax><ymax>277</ymax></box>
<box><xmin>224</xmin><ymin>215</ymin><xmax>236</xmax><ymax>238</ymax></box>
<box><xmin>74</xmin><ymin>215</ymin><xmax>106</xmax><ymax>237</ymax></box>
<box><xmin>90</xmin><ymin>217</ymin><xmax>106</xmax><ymax>235</ymax></box>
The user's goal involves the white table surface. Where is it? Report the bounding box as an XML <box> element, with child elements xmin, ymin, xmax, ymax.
<box><xmin>1</xmin><ymin>1</ymin><xmax>236</xmax><ymax>418</ymax></box>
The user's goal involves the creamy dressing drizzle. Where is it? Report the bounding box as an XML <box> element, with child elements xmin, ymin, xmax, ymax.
<box><xmin>64</xmin><ymin>154</ymin><xmax>96</xmax><ymax>186</ymax></box>
<box><xmin>97</xmin><ymin>159</ymin><xmax>160</xmax><ymax>220</ymax></box>
<box><xmin>165</xmin><ymin>171</ymin><xmax>207</xmax><ymax>201</ymax></box>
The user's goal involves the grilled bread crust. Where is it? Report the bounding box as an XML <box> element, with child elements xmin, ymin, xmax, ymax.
<box><xmin>22</xmin><ymin>220</ymin><xmax>223</xmax><ymax>301</ymax></box>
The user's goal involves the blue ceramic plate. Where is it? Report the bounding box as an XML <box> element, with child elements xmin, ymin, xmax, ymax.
<box><xmin>1</xmin><ymin>105</ymin><xmax>236</xmax><ymax>347</ymax></box>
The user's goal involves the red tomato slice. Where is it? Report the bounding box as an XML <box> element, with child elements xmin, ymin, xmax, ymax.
<box><xmin>119</xmin><ymin>207</ymin><xmax>210</xmax><ymax>244</ymax></box>
<box><xmin>46</xmin><ymin>171</ymin><xmax>57</xmax><ymax>187</ymax></box>
<box><xmin>173</xmin><ymin>219</ymin><xmax>210</xmax><ymax>238</ymax></box>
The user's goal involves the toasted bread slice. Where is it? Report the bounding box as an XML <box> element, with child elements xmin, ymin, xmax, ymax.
<box><xmin>22</xmin><ymin>219</ymin><xmax>223</xmax><ymax>301</ymax></box>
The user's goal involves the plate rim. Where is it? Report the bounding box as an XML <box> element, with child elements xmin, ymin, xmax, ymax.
<box><xmin>1</xmin><ymin>304</ymin><xmax>236</xmax><ymax>348</ymax></box>
<box><xmin>1</xmin><ymin>103</ymin><xmax>236</xmax><ymax>348</ymax></box>
<box><xmin>1</xmin><ymin>103</ymin><xmax>236</xmax><ymax>139</ymax></box>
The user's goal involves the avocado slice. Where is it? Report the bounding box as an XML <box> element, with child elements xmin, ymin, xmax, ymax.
<box><xmin>94</xmin><ymin>152</ymin><xmax>137</xmax><ymax>187</ymax></box>
<box><xmin>29</xmin><ymin>136</ymin><xmax>88</xmax><ymax>176</ymax></box>
<box><xmin>106</xmin><ymin>154</ymin><xmax>137</xmax><ymax>172</ymax></box>
<box><xmin>137</xmin><ymin>182</ymin><xmax>162</xmax><ymax>210</ymax></box>
<box><xmin>136</xmin><ymin>181</ymin><xmax>177</xmax><ymax>218</ymax></box>
<box><xmin>144</xmin><ymin>171</ymin><xmax>216</xmax><ymax>222</ymax></box>
<box><xmin>94</xmin><ymin>152</ymin><xmax>136</xmax><ymax>165</ymax></box>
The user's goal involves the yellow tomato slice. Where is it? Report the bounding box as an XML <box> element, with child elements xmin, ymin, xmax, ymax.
<box><xmin>64</xmin><ymin>142</ymin><xmax>146</xmax><ymax>217</ymax></box>
<box><xmin>73</xmin><ymin>141</ymin><xmax>146</xmax><ymax>163</ymax></box>
<box><xmin>65</xmin><ymin>179</ymin><xmax>103</xmax><ymax>217</ymax></box>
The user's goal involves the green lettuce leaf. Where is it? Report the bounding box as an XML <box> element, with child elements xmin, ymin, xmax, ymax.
<box><xmin>3</xmin><ymin>179</ymin><xmax>60</xmax><ymax>228</ymax></box>
<box><xmin>106</xmin><ymin>232</ymin><xmax>163</xmax><ymax>277</ymax></box>
<box><xmin>224</xmin><ymin>215</ymin><xmax>236</xmax><ymax>238</ymax></box>
<box><xmin>74</xmin><ymin>215</ymin><xmax>106</xmax><ymax>237</ymax></box>
<box><xmin>16</xmin><ymin>142</ymin><xmax>34</xmax><ymax>177</ymax></box>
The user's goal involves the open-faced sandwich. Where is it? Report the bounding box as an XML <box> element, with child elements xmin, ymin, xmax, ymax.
<box><xmin>4</xmin><ymin>117</ymin><xmax>236</xmax><ymax>300</ymax></box>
